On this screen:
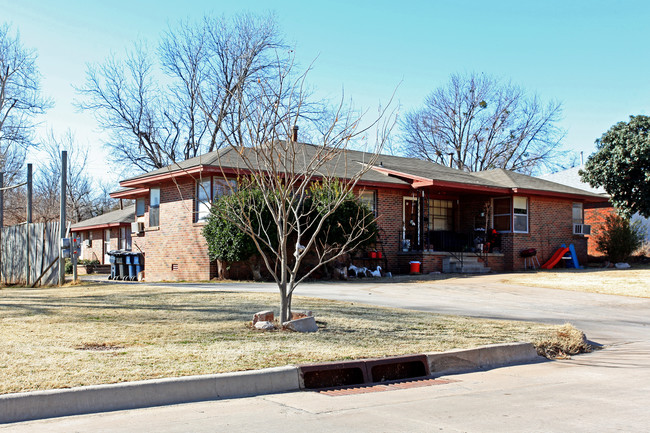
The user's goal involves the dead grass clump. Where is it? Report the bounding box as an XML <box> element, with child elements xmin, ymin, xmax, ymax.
<box><xmin>534</xmin><ymin>323</ymin><xmax>593</xmax><ymax>359</ymax></box>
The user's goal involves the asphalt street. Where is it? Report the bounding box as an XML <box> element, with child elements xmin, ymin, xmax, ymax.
<box><xmin>3</xmin><ymin>273</ymin><xmax>649</xmax><ymax>432</ymax></box>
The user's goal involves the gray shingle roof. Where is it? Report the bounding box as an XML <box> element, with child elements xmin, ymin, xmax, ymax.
<box><xmin>471</xmin><ymin>168</ymin><xmax>605</xmax><ymax>198</ymax></box>
<box><xmin>71</xmin><ymin>206</ymin><xmax>135</xmax><ymax>230</ymax></box>
<box><xmin>538</xmin><ymin>166</ymin><xmax>608</xmax><ymax>195</ymax></box>
<box><xmin>118</xmin><ymin>142</ymin><xmax>605</xmax><ymax>199</ymax></box>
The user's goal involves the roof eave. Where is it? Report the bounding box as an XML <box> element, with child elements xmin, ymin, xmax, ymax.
<box><xmin>71</xmin><ymin>222</ymin><xmax>131</xmax><ymax>232</ymax></box>
<box><xmin>512</xmin><ymin>188</ymin><xmax>610</xmax><ymax>203</ymax></box>
<box><xmin>110</xmin><ymin>188</ymin><xmax>148</xmax><ymax>199</ymax></box>
<box><xmin>119</xmin><ymin>166</ymin><xmax>248</xmax><ymax>188</ymax></box>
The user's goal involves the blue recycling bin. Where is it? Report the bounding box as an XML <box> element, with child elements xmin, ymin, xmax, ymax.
<box><xmin>126</xmin><ymin>253</ymin><xmax>137</xmax><ymax>281</ymax></box>
<box><xmin>133</xmin><ymin>254</ymin><xmax>144</xmax><ymax>280</ymax></box>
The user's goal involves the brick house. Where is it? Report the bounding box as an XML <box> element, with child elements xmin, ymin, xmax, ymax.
<box><xmin>109</xmin><ymin>143</ymin><xmax>607</xmax><ymax>281</ymax></box>
<box><xmin>540</xmin><ymin>165</ymin><xmax>650</xmax><ymax>257</ymax></box>
<box><xmin>71</xmin><ymin>206</ymin><xmax>134</xmax><ymax>264</ymax></box>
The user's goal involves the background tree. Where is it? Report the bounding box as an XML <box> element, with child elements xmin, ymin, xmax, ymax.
<box><xmin>595</xmin><ymin>214</ymin><xmax>644</xmax><ymax>263</ymax></box>
<box><xmin>77</xmin><ymin>13</ymin><xmax>284</xmax><ymax>175</ymax></box>
<box><xmin>33</xmin><ymin>130</ymin><xmax>119</xmax><ymax>223</ymax></box>
<box><xmin>0</xmin><ymin>23</ymin><xmax>51</xmax><ymax>225</ymax></box>
<box><xmin>580</xmin><ymin>115</ymin><xmax>650</xmax><ymax>218</ymax></box>
<box><xmin>206</xmin><ymin>60</ymin><xmax>395</xmax><ymax>323</ymax></box>
<box><xmin>401</xmin><ymin>72</ymin><xmax>566</xmax><ymax>174</ymax></box>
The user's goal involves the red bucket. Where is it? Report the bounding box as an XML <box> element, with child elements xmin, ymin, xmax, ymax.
<box><xmin>409</xmin><ymin>261</ymin><xmax>421</xmax><ymax>274</ymax></box>
<box><xmin>370</xmin><ymin>251</ymin><xmax>377</xmax><ymax>258</ymax></box>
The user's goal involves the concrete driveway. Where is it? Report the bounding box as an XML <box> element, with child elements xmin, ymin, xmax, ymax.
<box><xmin>4</xmin><ymin>274</ymin><xmax>650</xmax><ymax>432</ymax></box>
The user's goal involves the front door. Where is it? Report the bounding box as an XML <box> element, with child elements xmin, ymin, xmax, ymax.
<box><xmin>103</xmin><ymin>229</ymin><xmax>111</xmax><ymax>264</ymax></box>
<box><xmin>403</xmin><ymin>197</ymin><xmax>419</xmax><ymax>250</ymax></box>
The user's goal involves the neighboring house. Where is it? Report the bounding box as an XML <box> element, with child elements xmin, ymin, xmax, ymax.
<box><xmin>109</xmin><ymin>142</ymin><xmax>606</xmax><ymax>281</ymax></box>
<box><xmin>540</xmin><ymin>165</ymin><xmax>650</xmax><ymax>256</ymax></box>
<box><xmin>71</xmin><ymin>206</ymin><xmax>135</xmax><ymax>264</ymax></box>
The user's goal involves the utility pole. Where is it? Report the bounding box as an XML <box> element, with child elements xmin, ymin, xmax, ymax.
<box><xmin>59</xmin><ymin>151</ymin><xmax>67</xmax><ymax>285</ymax></box>
<box><xmin>26</xmin><ymin>164</ymin><xmax>32</xmax><ymax>286</ymax></box>
<box><xmin>0</xmin><ymin>172</ymin><xmax>3</xmax><ymax>285</ymax></box>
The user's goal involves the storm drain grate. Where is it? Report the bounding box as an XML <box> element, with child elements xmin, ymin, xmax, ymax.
<box><xmin>316</xmin><ymin>378</ymin><xmax>458</xmax><ymax>396</ymax></box>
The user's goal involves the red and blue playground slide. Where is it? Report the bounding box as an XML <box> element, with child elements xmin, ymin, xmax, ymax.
<box><xmin>541</xmin><ymin>243</ymin><xmax>581</xmax><ymax>269</ymax></box>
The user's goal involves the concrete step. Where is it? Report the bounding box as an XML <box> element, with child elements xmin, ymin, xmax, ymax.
<box><xmin>442</xmin><ymin>256</ymin><xmax>490</xmax><ymax>274</ymax></box>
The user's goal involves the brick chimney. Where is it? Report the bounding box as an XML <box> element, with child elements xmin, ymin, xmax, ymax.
<box><xmin>291</xmin><ymin>125</ymin><xmax>299</xmax><ymax>142</ymax></box>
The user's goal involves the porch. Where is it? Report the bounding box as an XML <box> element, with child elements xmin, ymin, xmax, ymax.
<box><xmin>393</xmin><ymin>190</ymin><xmax>507</xmax><ymax>274</ymax></box>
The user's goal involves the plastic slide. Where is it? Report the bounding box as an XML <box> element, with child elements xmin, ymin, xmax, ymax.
<box><xmin>566</xmin><ymin>243</ymin><xmax>582</xmax><ymax>269</ymax></box>
<box><xmin>541</xmin><ymin>247</ymin><xmax>570</xmax><ymax>269</ymax></box>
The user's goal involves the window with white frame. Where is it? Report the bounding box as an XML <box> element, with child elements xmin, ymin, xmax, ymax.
<box><xmin>136</xmin><ymin>197</ymin><xmax>145</xmax><ymax>216</ymax></box>
<box><xmin>213</xmin><ymin>178</ymin><xmax>236</xmax><ymax>200</ymax></box>
<box><xmin>572</xmin><ymin>203</ymin><xmax>584</xmax><ymax>225</ymax></box>
<box><xmin>513</xmin><ymin>196</ymin><xmax>528</xmax><ymax>233</ymax></box>
<box><xmin>196</xmin><ymin>177</ymin><xmax>237</xmax><ymax>222</ymax></box>
<box><xmin>493</xmin><ymin>197</ymin><xmax>511</xmax><ymax>232</ymax></box>
<box><xmin>428</xmin><ymin>199</ymin><xmax>454</xmax><ymax>231</ymax></box>
<box><xmin>196</xmin><ymin>179</ymin><xmax>211</xmax><ymax>222</ymax></box>
<box><xmin>149</xmin><ymin>188</ymin><xmax>160</xmax><ymax>227</ymax></box>
<box><xmin>359</xmin><ymin>190</ymin><xmax>377</xmax><ymax>216</ymax></box>
<box><xmin>119</xmin><ymin>226</ymin><xmax>132</xmax><ymax>251</ymax></box>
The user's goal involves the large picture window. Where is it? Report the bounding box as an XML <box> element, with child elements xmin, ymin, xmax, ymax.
<box><xmin>196</xmin><ymin>177</ymin><xmax>237</xmax><ymax>222</ymax></box>
<box><xmin>149</xmin><ymin>188</ymin><xmax>160</xmax><ymax>227</ymax></box>
<box><xmin>428</xmin><ymin>199</ymin><xmax>453</xmax><ymax>231</ymax></box>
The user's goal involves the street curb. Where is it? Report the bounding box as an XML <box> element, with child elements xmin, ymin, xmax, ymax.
<box><xmin>0</xmin><ymin>366</ymin><xmax>300</xmax><ymax>424</ymax></box>
<box><xmin>426</xmin><ymin>342</ymin><xmax>542</xmax><ymax>376</ymax></box>
<box><xmin>0</xmin><ymin>342</ymin><xmax>542</xmax><ymax>424</ymax></box>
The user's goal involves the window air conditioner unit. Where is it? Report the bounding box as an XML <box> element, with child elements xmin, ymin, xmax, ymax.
<box><xmin>131</xmin><ymin>221</ymin><xmax>144</xmax><ymax>234</ymax></box>
<box><xmin>573</xmin><ymin>223</ymin><xmax>591</xmax><ymax>235</ymax></box>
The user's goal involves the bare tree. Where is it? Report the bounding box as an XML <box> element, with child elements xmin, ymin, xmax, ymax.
<box><xmin>0</xmin><ymin>24</ymin><xmax>52</xmax><ymax>225</ymax></box>
<box><xmin>33</xmin><ymin>130</ymin><xmax>106</xmax><ymax>223</ymax></box>
<box><xmin>77</xmin><ymin>44</ymin><xmax>172</xmax><ymax>173</ymax></box>
<box><xmin>401</xmin><ymin>72</ymin><xmax>567</xmax><ymax>174</ymax></box>
<box><xmin>77</xmin><ymin>13</ymin><xmax>285</xmax><ymax>175</ymax></box>
<box><xmin>205</xmin><ymin>60</ymin><xmax>396</xmax><ymax>323</ymax></box>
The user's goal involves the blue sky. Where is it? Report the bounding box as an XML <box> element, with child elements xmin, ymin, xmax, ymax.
<box><xmin>3</xmin><ymin>0</ymin><xmax>649</xmax><ymax>183</ymax></box>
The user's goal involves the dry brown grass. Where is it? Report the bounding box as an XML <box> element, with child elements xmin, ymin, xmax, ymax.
<box><xmin>0</xmin><ymin>282</ymin><xmax>560</xmax><ymax>394</ymax></box>
<box><xmin>533</xmin><ymin>323</ymin><xmax>593</xmax><ymax>359</ymax></box>
<box><xmin>497</xmin><ymin>264</ymin><xmax>650</xmax><ymax>298</ymax></box>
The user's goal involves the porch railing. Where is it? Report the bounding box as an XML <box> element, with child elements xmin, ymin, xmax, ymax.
<box><xmin>397</xmin><ymin>230</ymin><xmax>490</xmax><ymax>265</ymax></box>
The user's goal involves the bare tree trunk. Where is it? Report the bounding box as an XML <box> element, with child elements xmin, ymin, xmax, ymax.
<box><xmin>216</xmin><ymin>259</ymin><xmax>229</xmax><ymax>280</ymax></box>
<box><xmin>248</xmin><ymin>255</ymin><xmax>262</xmax><ymax>281</ymax></box>
<box><xmin>280</xmin><ymin>283</ymin><xmax>289</xmax><ymax>324</ymax></box>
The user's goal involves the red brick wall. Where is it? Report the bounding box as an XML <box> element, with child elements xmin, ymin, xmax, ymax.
<box><xmin>74</xmin><ymin>228</ymin><xmax>117</xmax><ymax>264</ymax></box>
<box><xmin>374</xmin><ymin>187</ymin><xmax>408</xmax><ymax>273</ymax></box>
<box><xmin>585</xmin><ymin>204</ymin><xmax>616</xmax><ymax>256</ymax></box>
<box><xmin>139</xmin><ymin>179</ymin><xmax>215</xmax><ymax>281</ymax></box>
<box><xmin>500</xmin><ymin>196</ymin><xmax>588</xmax><ymax>271</ymax></box>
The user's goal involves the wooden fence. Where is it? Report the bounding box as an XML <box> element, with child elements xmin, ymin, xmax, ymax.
<box><xmin>1</xmin><ymin>222</ymin><xmax>61</xmax><ymax>286</ymax></box>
